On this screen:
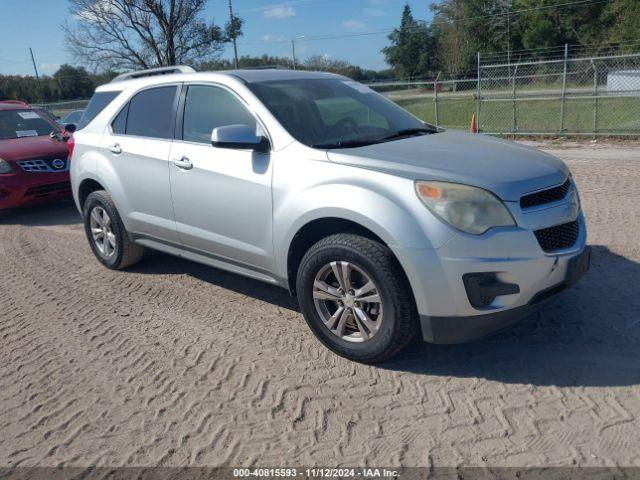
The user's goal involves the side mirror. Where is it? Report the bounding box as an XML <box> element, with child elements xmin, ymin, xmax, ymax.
<box><xmin>65</xmin><ymin>123</ymin><xmax>77</xmax><ymax>134</ymax></box>
<box><xmin>211</xmin><ymin>125</ymin><xmax>270</xmax><ymax>153</ymax></box>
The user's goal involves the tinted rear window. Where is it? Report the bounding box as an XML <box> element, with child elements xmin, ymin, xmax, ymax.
<box><xmin>78</xmin><ymin>91</ymin><xmax>120</xmax><ymax>129</ymax></box>
<box><xmin>125</xmin><ymin>86</ymin><xmax>177</xmax><ymax>139</ymax></box>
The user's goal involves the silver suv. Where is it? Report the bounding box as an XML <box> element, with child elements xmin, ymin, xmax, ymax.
<box><xmin>70</xmin><ymin>66</ymin><xmax>590</xmax><ymax>363</ymax></box>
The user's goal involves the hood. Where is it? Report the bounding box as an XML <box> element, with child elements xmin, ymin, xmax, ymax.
<box><xmin>326</xmin><ymin>130</ymin><xmax>568</xmax><ymax>201</ymax></box>
<box><xmin>0</xmin><ymin>135</ymin><xmax>70</xmax><ymax>162</ymax></box>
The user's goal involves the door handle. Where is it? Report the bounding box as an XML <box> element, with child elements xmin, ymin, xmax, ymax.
<box><xmin>172</xmin><ymin>156</ymin><xmax>193</xmax><ymax>170</ymax></box>
<box><xmin>107</xmin><ymin>144</ymin><xmax>122</xmax><ymax>155</ymax></box>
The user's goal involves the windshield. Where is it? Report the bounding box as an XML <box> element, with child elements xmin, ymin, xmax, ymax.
<box><xmin>0</xmin><ymin>110</ymin><xmax>57</xmax><ymax>140</ymax></box>
<box><xmin>63</xmin><ymin>110</ymin><xmax>83</xmax><ymax>123</ymax></box>
<box><xmin>247</xmin><ymin>78</ymin><xmax>436</xmax><ymax>148</ymax></box>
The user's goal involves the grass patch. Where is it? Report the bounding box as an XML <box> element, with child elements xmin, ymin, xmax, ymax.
<box><xmin>395</xmin><ymin>95</ymin><xmax>640</xmax><ymax>134</ymax></box>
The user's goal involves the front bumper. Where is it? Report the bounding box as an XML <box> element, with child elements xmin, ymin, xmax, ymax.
<box><xmin>392</xmin><ymin>211</ymin><xmax>589</xmax><ymax>344</ymax></box>
<box><xmin>421</xmin><ymin>246</ymin><xmax>590</xmax><ymax>343</ymax></box>
<box><xmin>0</xmin><ymin>170</ymin><xmax>71</xmax><ymax>210</ymax></box>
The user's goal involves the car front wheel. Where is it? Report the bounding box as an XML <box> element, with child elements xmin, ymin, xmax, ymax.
<box><xmin>296</xmin><ymin>233</ymin><xmax>418</xmax><ymax>364</ymax></box>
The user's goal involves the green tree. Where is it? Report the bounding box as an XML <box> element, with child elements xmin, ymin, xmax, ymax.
<box><xmin>53</xmin><ymin>65</ymin><xmax>95</xmax><ymax>100</ymax></box>
<box><xmin>603</xmin><ymin>0</ymin><xmax>640</xmax><ymax>50</ymax></box>
<box><xmin>382</xmin><ymin>4</ymin><xmax>436</xmax><ymax>79</ymax></box>
<box><xmin>511</xmin><ymin>0</ymin><xmax>607</xmax><ymax>51</ymax></box>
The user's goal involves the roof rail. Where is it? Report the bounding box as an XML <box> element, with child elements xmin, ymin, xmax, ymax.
<box><xmin>242</xmin><ymin>65</ymin><xmax>290</xmax><ymax>70</ymax></box>
<box><xmin>110</xmin><ymin>65</ymin><xmax>196</xmax><ymax>83</ymax></box>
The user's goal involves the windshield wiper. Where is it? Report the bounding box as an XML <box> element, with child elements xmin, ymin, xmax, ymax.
<box><xmin>311</xmin><ymin>127</ymin><xmax>438</xmax><ymax>149</ymax></box>
<box><xmin>311</xmin><ymin>138</ymin><xmax>380</xmax><ymax>149</ymax></box>
<box><xmin>374</xmin><ymin>127</ymin><xmax>438</xmax><ymax>144</ymax></box>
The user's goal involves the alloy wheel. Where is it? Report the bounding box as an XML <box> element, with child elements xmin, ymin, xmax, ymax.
<box><xmin>312</xmin><ymin>261</ymin><xmax>383</xmax><ymax>342</ymax></box>
<box><xmin>89</xmin><ymin>206</ymin><xmax>116</xmax><ymax>258</ymax></box>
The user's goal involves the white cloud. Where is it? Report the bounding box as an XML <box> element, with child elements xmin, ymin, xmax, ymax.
<box><xmin>364</xmin><ymin>7</ymin><xmax>386</xmax><ymax>16</ymax></box>
<box><xmin>343</xmin><ymin>19</ymin><xmax>366</xmax><ymax>30</ymax></box>
<box><xmin>262</xmin><ymin>34</ymin><xmax>287</xmax><ymax>42</ymax></box>
<box><xmin>263</xmin><ymin>5</ymin><xmax>296</xmax><ymax>19</ymax></box>
<box><xmin>244</xmin><ymin>0</ymin><xmax>309</xmax><ymax>14</ymax></box>
<box><xmin>74</xmin><ymin>0</ymin><xmax>119</xmax><ymax>22</ymax></box>
<box><xmin>40</xmin><ymin>63</ymin><xmax>60</xmax><ymax>73</ymax></box>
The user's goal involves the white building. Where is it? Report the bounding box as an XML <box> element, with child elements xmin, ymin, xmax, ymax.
<box><xmin>607</xmin><ymin>70</ymin><xmax>640</xmax><ymax>92</ymax></box>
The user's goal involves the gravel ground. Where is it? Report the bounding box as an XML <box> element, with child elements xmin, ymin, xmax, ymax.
<box><xmin>1</xmin><ymin>141</ymin><xmax>639</xmax><ymax>468</ymax></box>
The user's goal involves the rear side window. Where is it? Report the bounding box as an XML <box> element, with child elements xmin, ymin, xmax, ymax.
<box><xmin>182</xmin><ymin>85</ymin><xmax>257</xmax><ymax>144</ymax></box>
<box><xmin>111</xmin><ymin>103</ymin><xmax>129</xmax><ymax>134</ymax></box>
<box><xmin>125</xmin><ymin>86</ymin><xmax>177</xmax><ymax>139</ymax></box>
<box><xmin>78</xmin><ymin>91</ymin><xmax>120</xmax><ymax>130</ymax></box>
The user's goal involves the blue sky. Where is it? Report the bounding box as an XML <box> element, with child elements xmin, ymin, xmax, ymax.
<box><xmin>0</xmin><ymin>0</ymin><xmax>436</xmax><ymax>76</ymax></box>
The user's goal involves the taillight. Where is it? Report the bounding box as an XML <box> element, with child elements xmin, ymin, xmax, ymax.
<box><xmin>67</xmin><ymin>135</ymin><xmax>75</xmax><ymax>161</ymax></box>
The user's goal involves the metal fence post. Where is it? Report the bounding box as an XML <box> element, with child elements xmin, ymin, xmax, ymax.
<box><xmin>476</xmin><ymin>52</ymin><xmax>481</xmax><ymax>131</ymax></box>
<box><xmin>512</xmin><ymin>64</ymin><xmax>518</xmax><ymax>135</ymax></box>
<box><xmin>434</xmin><ymin>80</ymin><xmax>439</xmax><ymax>127</ymax></box>
<box><xmin>591</xmin><ymin>60</ymin><xmax>598</xmax><ymax>138</ymax></box>
<box><xmin>559</xmin><ymin>43</ymin><xmax>569</xmax><ymax>134</ymax></box>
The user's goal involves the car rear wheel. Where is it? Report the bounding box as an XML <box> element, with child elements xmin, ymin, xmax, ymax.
<box><xmin>296</xmin><ymin>233</ymin><xmax>418</xmax><ymax>364</ymax></box>
<box><xmin>83</xmin><ymin>190</ymin><xmax>144</xmax><ymax>270</ymax></box>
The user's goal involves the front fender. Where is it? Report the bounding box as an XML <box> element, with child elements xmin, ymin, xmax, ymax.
<box><xmin>273</xmin><ymin>179</ymin><xmax>455</xmax><ymax>282</ymax></box>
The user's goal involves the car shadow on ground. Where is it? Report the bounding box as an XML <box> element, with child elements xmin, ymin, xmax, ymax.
<box><xmin>135</xmin><ymin>244</ymin><xmax>640</xmax><ymax>387</ymax></box>
<box><xmin>0</xmin><ymin>200</ymin><xmax>80</xmax><ymax>226</ymax></box>
<box><xmin>380</xmin><ymin>246</ymin><xmax>640</xmax><ymax>387</ymax></box>
<box><xmin>131</xmin><ymin>249</ymin><xmax>300</xmax><ymax>311</ymax></box>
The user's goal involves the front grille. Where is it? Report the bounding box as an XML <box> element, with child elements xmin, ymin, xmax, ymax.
<box><xmin>25</xmin><ymin>182</ymin><xmax>71</xmax><ymax>198</ymax></box>
<box><xmin>534</xmin><ymin>220</ymin><xmax>579</xmax><ymax>252</ymax></box>
<box><xmin>18</xmin><ymin>158</ymin><xmax>69</xmax><ymax>173</ymax></box>
<box><xmin>520</xmin><ymin>179</ymin><xmax>571</xmax><ymax>209</ymax></box>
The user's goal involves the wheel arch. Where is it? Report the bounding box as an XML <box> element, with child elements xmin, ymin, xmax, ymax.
<box><xmin>285</xmin><ymin>216</ymin><xmax>398</xmax><ymax>295</ymax></box>
<box><xmin>78</xmin><ymin>178</ymin><xmax>106</xmax><ymax>210</ymax></box>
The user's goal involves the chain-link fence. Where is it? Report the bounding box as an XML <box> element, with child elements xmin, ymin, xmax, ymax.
<box><xmin>479</xmin><ymin>51</ymin><xmax>640</xmax><ymax>136</ymax></box>
<box><xmin>33</xmin><ymin>100</ymin><xmax>90</xmax><ymax>119</ymax></box>
<box><xmin>367</xmin><ymin>78</ymin><xmax>478</xmax><ymax>130</ymax></box>
<box><xmin>368</xmin><ymin>51</ymin><xmax>640</xmax><ymax>136</ymax></box>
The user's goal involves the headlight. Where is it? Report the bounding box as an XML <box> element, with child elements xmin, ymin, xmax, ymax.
<box><xmin>0</xmin><ymin>158</ymin><xmax>13</xmax><ymax>174</ymax></box>
<box><xmin>415</xmin><ymin>181</ymin><xmax>515</xmax><ymax>235</ymax></box>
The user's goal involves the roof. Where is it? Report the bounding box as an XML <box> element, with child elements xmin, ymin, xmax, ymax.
<box><xmin>0</xmin><ymin>100</ymin><xmax>30</xmax><ymax>111</ymax></box>
<box><xmin>223</xmin><ymin>69</ymin><xmax>341</xmax><ymax>83</ymax></box>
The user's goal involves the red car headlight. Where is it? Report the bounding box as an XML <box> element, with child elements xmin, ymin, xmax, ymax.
<box><xmin>0</xmin><ymin>158</ymin><xmax>14</xmax><ymax>174</ymax></box>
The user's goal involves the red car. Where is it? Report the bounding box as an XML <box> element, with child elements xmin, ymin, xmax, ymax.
<box><xmin>0</xmin><ymin>100</ymin><xmax>72</xmax><ymax>212</ymax></box>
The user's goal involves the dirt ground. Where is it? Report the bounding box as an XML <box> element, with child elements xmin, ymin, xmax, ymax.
<box><xmin>1</xmin><ymin>140</ymin><xmax>639</xmax><ymax>468</ymax></box>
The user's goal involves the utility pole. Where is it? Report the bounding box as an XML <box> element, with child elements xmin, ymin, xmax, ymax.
<box><xmin>291</xmin><ymin>39</ymin><xmax>297</xmax><ymax>70</ymax></box>
<box><xmin>227</xmin><ymin>0</ymin><xmax>239</xmax><ymax>69</ymax></box>
<box><xmin>506</xmin><ymin>4</ymin><xmax>510</xmax><ymax>66</ymax></box>
<box><xmin>291</xmin><ymin>36</ymin><xmax>305</xmax><ymax>70</ymax></box>
<box><xmin>29</xmin><ymin>47</ymin><xmax>43</xmax><ymax>103</ymax></box>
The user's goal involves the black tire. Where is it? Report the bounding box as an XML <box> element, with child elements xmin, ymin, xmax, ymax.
<box><xmin>296</xmin><ymin>233</ymin><xmax>419</xmax><ymax>364</ymax></box>
<box><xmin>82</xmin><ymin>190</ymin><xmax>144</xmax><ymax>270</ymax></box>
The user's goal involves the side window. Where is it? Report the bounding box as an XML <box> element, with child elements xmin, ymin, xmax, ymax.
<box><xmin>125</xmin><ymin>86</ymin><xmax>177</xmax><ymax>139</ymax></box>
<box><xmin>182</xmin><ymin>85</ymin><xmax>257</xmax><ymax>144</ymax></box>
<box><xmin>111</xmin><ymin>102</ymin><xmax>129</xmax><ymax>134</ymax></box>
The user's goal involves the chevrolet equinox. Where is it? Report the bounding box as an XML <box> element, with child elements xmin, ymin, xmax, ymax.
<box><xmin>70</xmin><ymin>66</ymin><xmax>590</xmax><ymax>363</ymax></box>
